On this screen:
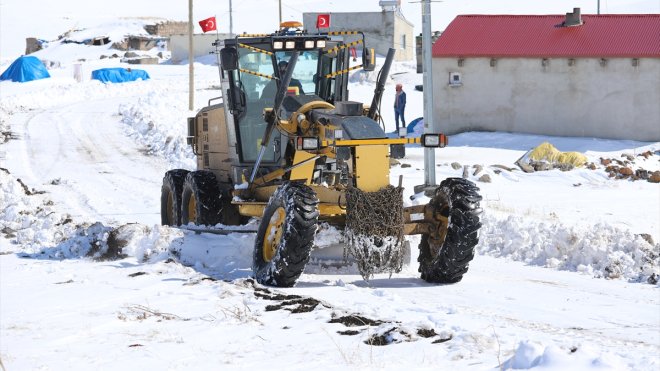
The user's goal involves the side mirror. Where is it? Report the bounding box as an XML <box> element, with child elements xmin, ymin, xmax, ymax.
<box><xmin>220</xmin><ymin>47</ymin><xmax>239</xmax><ymax>71</ymax></box>
<box><xmin>363</xmin><ymin>48</ymin><xmax>376</xmax><ymax>72</ymax></box>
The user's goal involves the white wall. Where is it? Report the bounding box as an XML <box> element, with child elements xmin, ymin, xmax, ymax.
<box><xmin>432</xmin><ymin>57</ymin><xmax>660</xmax><ymax>141</ymax></box>
<box><xmin>303</xmin><ymin>12</ymin><xmax>414</xmax><ymax>61</ymax></box>
<box><xmin>170</xmin><ymin>34</ymin><xmax>232</xmax><ymax>64</ymax></box>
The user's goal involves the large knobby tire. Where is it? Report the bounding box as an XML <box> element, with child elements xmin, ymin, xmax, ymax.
<box><xmin>253</xmin><ymin>182</ymin><xmax>319</xmax><ymax>287</ymax></box>
<box><xmin>161</xmin><ymin>169</ymin><xmax>189</xmax><ymax>226</ymax></box>
<box><xmin>181</xmin><ymin>170</ymin><xmax>223</xmax><ymax>226</ymax></box>
<box><xmin>418</xmin><ymin>178</ymin><xmax>482</xmax><ymax>283</ymax></box>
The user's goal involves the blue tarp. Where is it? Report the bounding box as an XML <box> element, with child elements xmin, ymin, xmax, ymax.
<box><xmin>91</xmin><ymin>68</ymin><xmax>150</xmax><ymax>83</ymax></box>
<box><xmin>407</xmin><ymin>117</ymin><xmax>424</xmax><ymax>137</ymax></box>
<box><xmin>0</xmin><ymin>56</ymin><xmax>51</xmax><ymax>82</ymax></box>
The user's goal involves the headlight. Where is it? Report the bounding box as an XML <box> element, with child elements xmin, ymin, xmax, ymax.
<box><xmin>285</xmin><ymin>40</ymin><xmax>296</xmax><ymax>49</ymax></box>
<box><xmin>316</xmin><ymin>40</ymin><xmax>326</xmax><ymax>48</ymax></box>
<box><xmin>421</xmin><ymin>134</ymin><xmax>448</xmax><ymax>148</ymax></box>
<box><xmin>296</xmin><ymin>137</ymin><xmax>319</xmax><ymax>150</ymax></box>
<box><xmin>273</xmin><ymin>41</ymin><xmax>284</xmax><ymax>50</ymax></box>
<box><xmin>304</xmin><ymin>40</ymin><xmax>315</xmax><ymax>49</ymax></box>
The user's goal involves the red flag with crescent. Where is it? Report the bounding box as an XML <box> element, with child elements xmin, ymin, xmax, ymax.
<box><xmin>199</xmin><ymin>16</ymin><xmax>217</xmax><ymax>33</ymax></box>
<box><xmin>316</xmin><ymin>14</ymin><xmax>330</xmax><ymax>29</ymax></box>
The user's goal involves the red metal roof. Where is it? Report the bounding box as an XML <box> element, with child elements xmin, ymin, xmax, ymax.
<box><xmin>433</xmin><ymin>14</ymin><xmax>660</xmax><ymax>58</ymax></box>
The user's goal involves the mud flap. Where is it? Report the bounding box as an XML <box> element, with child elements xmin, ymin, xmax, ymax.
<box><xmin>390</xmin><ymin>144</ymin><xmax>405</xmax><ymax>159</ymax></box>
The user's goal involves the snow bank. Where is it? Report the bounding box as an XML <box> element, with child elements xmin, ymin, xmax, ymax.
<box><xmin>502</xmin><ymin>341</ymin><xmax>628</xmax><ymax>370</ymax></box>
<box><xmin>478</xmin><ymin>213</ymin><xmax>659</xmax><ymax>284</ymax></box>
<box><xmin>118</xmin><ymin>91</ymin><xmax>196</xmax><ymax>169</ymax></box>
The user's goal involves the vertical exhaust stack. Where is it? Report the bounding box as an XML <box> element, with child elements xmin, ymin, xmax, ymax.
<box><xmin>563</xmin><ymin>8</ymin><xmax>583</xmax><ymax>27</ymax></box>
<box><xmin>367</xmin><ymin>48</ymin><xmax>396</xmax><ymax>120</ymax></box>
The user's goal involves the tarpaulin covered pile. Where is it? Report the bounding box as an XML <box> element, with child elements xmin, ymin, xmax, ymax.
<box><xmin>0</xmin><ymin>56</ymin><xmax>51</xmax><ymax>82</ymax></box>
<box><xmin>91</xmin><ymin>68</ymin><xmax>150</xmax><ymax>83</ymax></box>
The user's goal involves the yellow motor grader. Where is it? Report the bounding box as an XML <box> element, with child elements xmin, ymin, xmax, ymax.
<box><xmin>161</xmin><ymin>22</ymin><xmax>482</xmax><ymax>287</ymax></box>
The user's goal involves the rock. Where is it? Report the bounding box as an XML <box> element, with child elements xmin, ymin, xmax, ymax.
<box><xmin>555</xmin><ymin>163</ymin><xmax>574</xmax><ymax>172</ymax></box>
<box><xmin>451</xmin><ymin>162</ymin><xmax>462</xmax><ymax>170</ymax></box>
<box><xmin>124</xmin><ymin>51</ymin><xmax>139</xmax><ymax>58</ymax></box>
<box><xmin>587</xmin><ymin>163</ymin><xmax>597</xmax><ymax>170</ymax></box>
<box><xmin>472</xmin><ymin>164</ymin><xmax>483</xmax><ymax>176</ymax></box>
<box><xmin>639</xmin><ymin>151</ymin><xmax>653</xmax><ymax>159</ymax></box>
<box><xmin>478</xmin><ymin>174</ymin><xmax>492</xmax><ymax>183</ymax></box>
<box><xmin>600</xmin><ymin>158</ymin><xmax>612</xmax><ymax>166</ymax></box>
<box><xmin>618</xmin><ymin>167</ymin><xmax>633</xmax><ymax>176</ymax></box>
<box><xmin>462</xmin><ymin>165</ymin><xmax>469</xmax><ymax>179</ymax></box>
<box><xmin>100</xmin><ymin>55</ymin><xmax>108</xmax><ymax>59</ymax></box>
<box><xmin>389</xmin><ymin>158</ymin><xmax>400</xmax><ymax>166</ymax></box>
<box><xmin>649</xmin><ymin>171</ymin><xmax>660</xmax><ymax>183</ymax></box>
<box><xmin>491</xmin><ymin>164</ymin><xmax>514</xmax><ymax>172</ymax></box>
<box><xmin>401</xmin><ymin>163</ymin><xmax>412</xmax><ymax>168</ymax></box>
<box><xmin>637</xmin><ymin>233</ymin><xmax>655</xmax><ymax>245</ymax></box>
<box><xmin>635</xmin><ymin>169</ymin><xmax>649</xmax><ymax>180</ymax></box>
<box><xmin>157</xmin><ymin>51</ymin><xmax>164</xmax><ymax>58</ymax></box>
<box><xmin>531</xmin><ymin>161</ymin><xmax>552</xmax><ymax>171</ymax></box>
<box><xmin>516</xmin><ymin>161</ymin><xmax>535</xmax><ymax>173</ymax></box>
<box><xmin>621</xmin><ymin>153</ymin><xmax>634</xmax><ymax>161</ymax></box>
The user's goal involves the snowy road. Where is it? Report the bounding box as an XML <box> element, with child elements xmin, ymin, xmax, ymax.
<box><xmin>3</xmin><ymin>98</ymin><xmax>166</xmax><ymax>225</ymax></box>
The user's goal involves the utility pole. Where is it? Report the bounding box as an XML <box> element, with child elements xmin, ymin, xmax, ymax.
<box><xmin>279</xmin><ymin>0</ymin><xmax>283</xmax><ymax>25</ymax></box>
<box><xmin>229</xmin><ymin>0</ymin><xmax>234</xmax><ymax>37</ymax></box>
<box><xmin>188</xmin><ymin>0</ymin><xmax>194</xmax><ymax>111</ymax></box>
<box><xmin>597</xmin><ymin>0</ymin><xmax>600</xmax><ymax>14</ymax></box>
<box><xmin>422</xmin><ymin>0</ymin><xmax>436</xmax><ymax>186</ymax></box>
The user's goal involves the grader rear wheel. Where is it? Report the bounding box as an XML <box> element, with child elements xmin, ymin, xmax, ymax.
<box><xmin>181</xmin><ymin>171</ymin><xmax>223</xmax><ymax>226</ymax></box>
<box><xmin>418</xmin><ymin>178</ymin><xmax>482</xmax><ymax>284</ymax></box>
<box><xmin>253</xmin><ymin>182</ymin><xmax>319</xmax><ymax>287</ymax></box>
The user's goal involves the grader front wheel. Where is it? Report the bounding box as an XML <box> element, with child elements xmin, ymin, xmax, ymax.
<box><xmin>253</xmin><ymin>182</ymin><xmax>319</xmax><ymax>287</ymax></box>
<box><xmin>418</xmin><ymin>178</ymin><xmax>483</xmax><ymax>283</ymax></box>
<box><xmin>161</xmin><ymin>169</ymin><xmax>190</xmax><ymax>226</ymax></box>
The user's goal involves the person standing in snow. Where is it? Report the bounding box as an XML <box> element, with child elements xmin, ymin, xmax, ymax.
<box><xmin>394</xmin><ymin>83</ymin><xmax>406</xmax><ymax>132</ymax></box>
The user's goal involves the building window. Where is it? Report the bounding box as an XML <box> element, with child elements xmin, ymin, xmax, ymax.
<box><xmin>400</xmin><ymin>34</ymin><xmax>406</xmax><ymax>50</ymax></box>
<box><xmin>449</xmin><ymin>72</ymin><xmax>462</xmax><ymax>86</ymax></box>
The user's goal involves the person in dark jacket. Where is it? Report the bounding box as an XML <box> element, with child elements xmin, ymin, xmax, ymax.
<box><xmin>394</xmin><ymin>83</ymin><xmax>406</xmax><ymax>131</ymax></box>
<box><xmin>261</xmin><ymin>60</ymin><xmax>304</xmax><ymax>100</ymax></box>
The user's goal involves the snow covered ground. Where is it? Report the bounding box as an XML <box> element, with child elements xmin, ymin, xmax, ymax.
<box><xmin>1</xmin><ymin>13</ymin><xmax>659</xmax><ymax>371</ymax></box>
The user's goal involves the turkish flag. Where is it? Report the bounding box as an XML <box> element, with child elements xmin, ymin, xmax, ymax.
<box><xmin>316</xmin><ymin>14</ymin><xmax>330</xmax><ymax>29</ymax></box>
<box><xmin>199</xmin><ymin>16</ymin><xmax>217</xmax><ymax>33</ymax></box>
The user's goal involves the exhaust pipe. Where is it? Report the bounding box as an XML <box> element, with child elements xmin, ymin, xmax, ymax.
<box><xmin>367</xmin><ymin>48</ymin><xmax>396</xmax><ymax>120</ymax></box>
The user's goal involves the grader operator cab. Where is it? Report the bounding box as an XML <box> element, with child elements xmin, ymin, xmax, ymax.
<box><xmin>161</xmin><ymin>22</ymin><xmax>483</xmax><ymax>287</ymax></box>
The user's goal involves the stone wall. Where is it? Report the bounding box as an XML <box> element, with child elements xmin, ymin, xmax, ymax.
<box><xmin>145</xmin><ymin>21</ymin><xmax>188</xmax><ymax>37</ymax></box>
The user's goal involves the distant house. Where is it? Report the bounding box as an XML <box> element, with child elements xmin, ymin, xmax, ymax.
<box><xmin>432</xmin><ymin>9</ymin><xmax>660</xmax><ymax>141</ymax></box>
<box><xmin>303</xmin><ymin>9</ymin><xmax>414</xmax><ymax>62</ymax></box>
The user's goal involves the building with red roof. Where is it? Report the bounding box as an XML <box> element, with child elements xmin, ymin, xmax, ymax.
<box><xmin>431</xmin><ymin>9</ymin><xmax>660</xmax><ymax>141</ymax></box>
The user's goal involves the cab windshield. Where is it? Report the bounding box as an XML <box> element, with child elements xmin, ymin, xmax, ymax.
<box><xmin>234</xmin><ymin>47</ymin><xmax>320</xmax><ymax>163</ymax></box>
